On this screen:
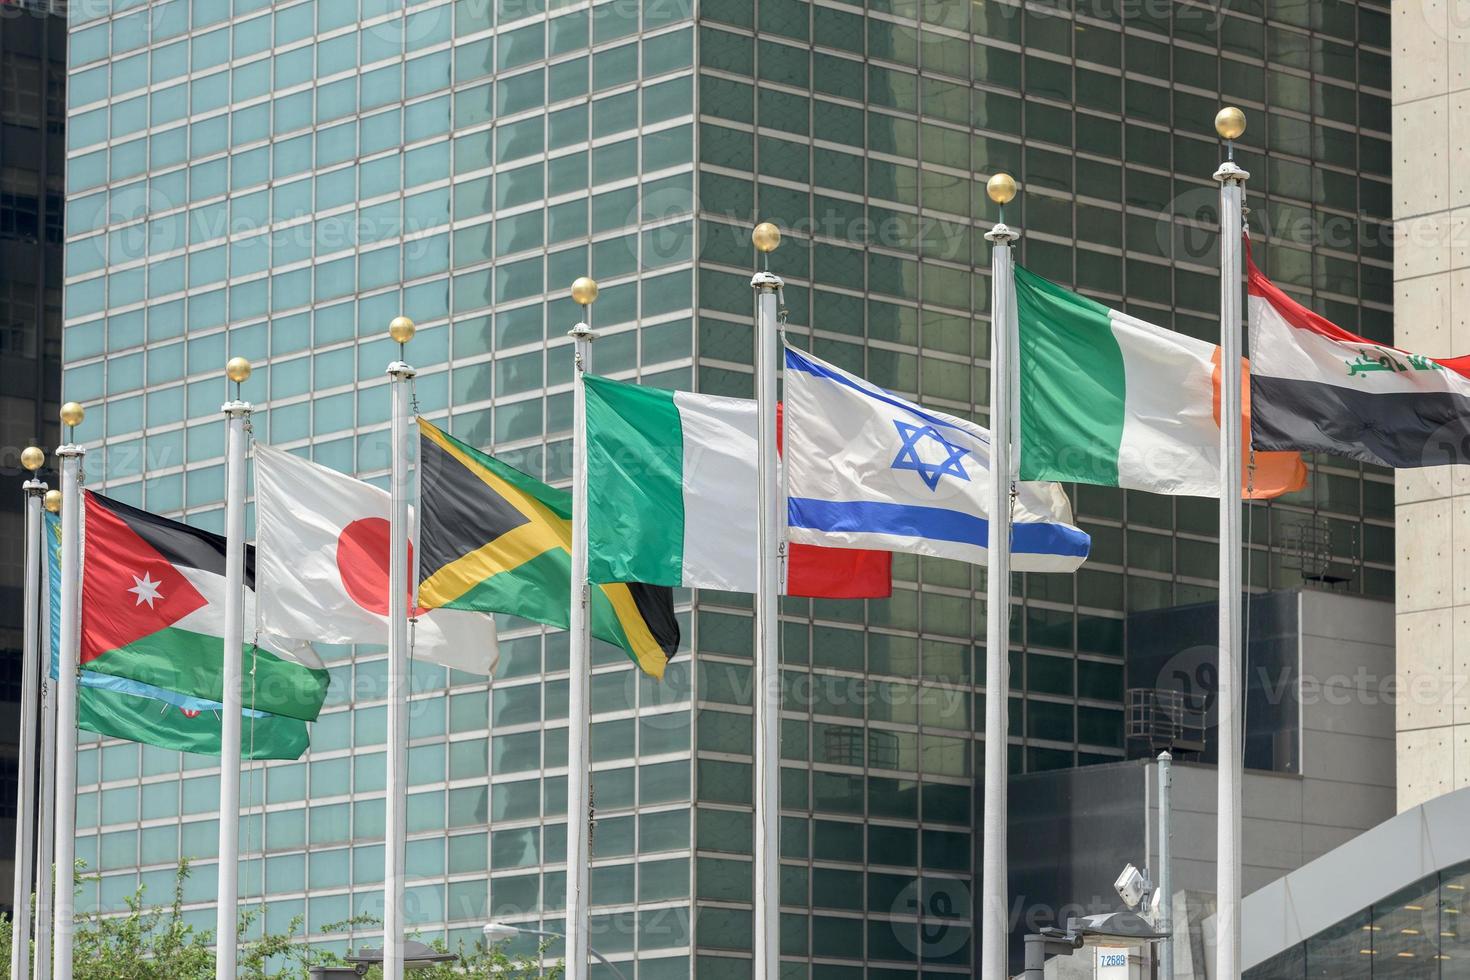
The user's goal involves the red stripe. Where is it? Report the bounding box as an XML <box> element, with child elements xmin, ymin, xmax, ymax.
<box><xmin>1247</xmin><ymin>251</ymin><xmax>1470</xmax><ymax>382</ymax></box>
<box><xmin>777</xmin><ymin>401</ymin><xmax>891</xmax><ymax>599</ymax></box>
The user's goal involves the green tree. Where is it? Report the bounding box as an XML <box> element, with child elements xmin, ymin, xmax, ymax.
<box><xmin>1</xmin><ymin>862</ymin><xmax>560</xmax><ymax>980</ymax></box>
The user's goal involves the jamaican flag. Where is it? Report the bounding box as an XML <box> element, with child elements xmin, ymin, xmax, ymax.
<box><xmin>417</xmin><ymin>418</ymin><xmax>680</xmax><ymax>678</ymax></box>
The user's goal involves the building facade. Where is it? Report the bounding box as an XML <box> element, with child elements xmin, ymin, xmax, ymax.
<box><xmin>0</xmin><ymin>0</ymin><xmax>66</xmax><ymax>912</ymax></box>
<box><xmin>1390</xmin><ymin>0</ymin><xmax>1470</xmax><ymax>815</ymax></box>
<box><xmin>61</xmin><ymin>0</ymin><xmax>1391</xmax><ymax>974</ymax></box>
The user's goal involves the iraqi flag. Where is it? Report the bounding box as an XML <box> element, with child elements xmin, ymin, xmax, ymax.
<box><xmin>254</xmin><ymin>444</ymin><xmax>499</xmax><ymax>675</ymax></box>
<box><xmin>1249</xmin><ymin>256</ymin><xmax>1470</xmax><ymax>468</ymax></box>
<box><xmin>78</xmin><ymin>492</ymin><xmax>330</xmax><ymax>734</ymax></box>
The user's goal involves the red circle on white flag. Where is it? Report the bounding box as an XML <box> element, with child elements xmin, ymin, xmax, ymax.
<box><xmin>336</xmin><ymin>517</ymin><xmax>421</xmax><ymax>617</ymax></box>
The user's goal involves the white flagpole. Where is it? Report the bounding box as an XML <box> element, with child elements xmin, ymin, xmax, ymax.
<box><xmin>12</xmin><ymin>448</ymin><xmax>47</xmax><ymax>980</ymax></box>
<box><xmin>35</xmin><ymin>487</ymin><xmax>58</xmax><ymax>980</ymax></box>
<box><xmin>52</xmin><ymin>403</ymin><xmax>86</xmax><ymax>980</ymax></box>
<box><xmin>216</xmin><ymin>359</ymin><xmax>254</xmax><ymax>979</ymax></box>
<box><xmin>750</xmin><ymin>222</ymin><xmax>783</xmax><ymax>980</ymax></box>
<box><xmin>566</xmin><ymin>276</ymin><xmax>599</xmax><ymax>980</ymax></box>
<box><xmin>981</xmin><ymin>173</ymin><xmax>1018</xmax><ymax>979</ymax></box>
<box><xmin>385</xmin><ymin>317</ymin><xmax>417</xmax><ymax>980</ymax></box>
<box><xmin>1213</xmin><ymin>107</ymin><xmax>1248</xmax><ymax>980</ymax></box>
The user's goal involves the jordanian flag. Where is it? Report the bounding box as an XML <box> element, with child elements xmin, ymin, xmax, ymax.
<box><xmin>1014</xmin><ymin>264</ymin><xmax>1307</xmax><ymax>499</ymax></box>
<box><xmin>67</xmin><ymin>493</ymin><xmax>328</xmax><ymax>758</ymax></box>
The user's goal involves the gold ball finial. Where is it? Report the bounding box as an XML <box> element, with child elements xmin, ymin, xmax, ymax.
<box><xmin>987</xmin><ymin>173</ymin><xmax>1017</xmax><ymax>205</ymax></box>
<box><xmin>1215</xmin><ymin>106</ymin><xmax>1246</xmax><ymax>141</ymax></box>
<box><xmin>570</xmin><ymin>277</ymin><xmax>600</xmax><ymax>306</ymax></box>
<box><xmin>389</xmin><ymin>316</ymin><xmax>416</xmax><ymax>345</ymax></box>
<box><xmin>225</xmin><ymin>356</ymin><xmax>252</xmax><ymax>384</ymax></box>
<box><xmin>21</xmin><ymin>446</ymin><xmax>44</xmax><ymax>472</ymax></box>
<box><xmin>44</xmin><ymin>489</ymin><xmax>60</xmax><ymax>514</ymax></box>
<box><xmin>60</xmin><ymin>402</ymin><xmax>84</xmax><ymax>428</ymax></box>
<box><xmin>752</xmin><ymin>222</ymin><xmax>782</xmax><ymax>254</ymax></box>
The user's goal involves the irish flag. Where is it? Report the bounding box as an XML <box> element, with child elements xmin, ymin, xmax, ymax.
<box><xmin>583</xmin><ymin>375</ymin><xmax>890</xmax><ymax>596</ymax></box>
<box><xmin>1014</xmin><ymin>265</ymin><xmax>1307</xmax><ymax>499</ymax></box>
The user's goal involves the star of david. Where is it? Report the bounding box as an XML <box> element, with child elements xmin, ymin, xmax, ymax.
<box><xmin>890</xmin><ymin>420</ymin><xmax>972</xmax><ymax>491</ymax></box>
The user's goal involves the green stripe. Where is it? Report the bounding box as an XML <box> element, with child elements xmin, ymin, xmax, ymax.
<box><xmin>584</xmin><ymin>376</ymin><xmax>686</xmax><ymax>587</ymax></box>
<box><xmin>77</xmin><ymin>687</ymin><xmax>310</xmax><ymax>760</ymax></box>
<box><xmin>440</xmin><ymin>549</ymin><xmax>571</xmax><ymax>628</ymax></box>
<box><xmin>1014</xmin><ymin>264</ymin><xmax>1128</xmax><ymax>486</ymax></box>
<box><xmin>85</xmin><ymin>628</ymin><xmax>329</xmax><ymax>723</ymax></box>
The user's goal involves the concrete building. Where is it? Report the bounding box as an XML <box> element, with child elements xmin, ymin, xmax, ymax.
<box><xmin>1011</xmin><ymin>588</ymin><xmax>1395</xmax><ymax>974</ymax></box>
<box><xmin>58</xmin><ymin>0</ymin><xmax>1391</xmax><ymax>975</ymax></box>
<box><xmin>0</xmin><ymin>0</ymin><xmax>66</xmax><ymax>915</ymax></box>
<box><xmin>1391</xmin><ymin>0</ymin><xmax>1470</xmax><ymax>814</ymax></box>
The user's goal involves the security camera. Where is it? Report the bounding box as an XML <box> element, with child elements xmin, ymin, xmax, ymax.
<box><xmin>1114</xmin><ymin>864</ymin><xmax>1153</xmax><ymax>911</ymax></box>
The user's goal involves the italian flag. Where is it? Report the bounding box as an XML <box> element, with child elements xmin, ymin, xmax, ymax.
<box><xmin>72</xmin><ymin>492</ymin><xmax>329</xmax><ymax>758</ymax></box>
<box><xmin>583</xmin><ymin>376</ymin><xmax>889</xmax><ymax>596</ymax></box>
<box><xmin>1013</xmin><ymin>265</ymin><xmax>1306</xmax><ymax>499</ymax></box>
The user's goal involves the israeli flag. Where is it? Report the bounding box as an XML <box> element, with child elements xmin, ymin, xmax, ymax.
<box><xmin>784</xmin><ymin>346</ymin><xmax>1090</xmax><ymax>573</ymax></box>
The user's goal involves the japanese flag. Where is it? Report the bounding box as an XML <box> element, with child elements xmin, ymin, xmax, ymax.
<box><xmin>254</xmin><ymin>444</ymin><xmax>498</xmax><ymax>676</ymax></box>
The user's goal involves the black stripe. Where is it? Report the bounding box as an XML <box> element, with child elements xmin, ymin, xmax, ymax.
<box><xmin>90</xmin><ymin>493</ymin><xmax>255</xmax><ymax>589</ymax></box>
<box><xmin>418</xmin><ymin>428</ymin><xmax>533</xmax><ymax>578</ymax></box>
<box><xmin>1252</xmin><ymin>375</ymin><xmax>1470</xmax><ymax>468</ymax></box>
<box><xmin>626</xmin><ymin>582</ymin><xmax>680</xmax><ymax>657</ymax></box>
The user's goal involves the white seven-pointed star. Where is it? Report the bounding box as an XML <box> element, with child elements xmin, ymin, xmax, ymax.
<box><xmin>127</xmin><ymin>572</ymin><xmax>165</xmax><ymax>609</ymax></box>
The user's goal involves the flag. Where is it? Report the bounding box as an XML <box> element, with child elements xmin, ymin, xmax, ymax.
<box><xmin>253</xmin><ymin>444</ymin><xmax>499</xmax><ymax>675</ymax></box>
<box><xmin>415</xmin><ymin>417</ymin><xmax>679</xmax><ymax>679</ymax></box>
<box><xmin>783</xmin><ymin>345</ymin><xmax>1091</xmax><ymax>572</ymax></box>
<box><xmin>48</xmin><ymin>508</ymin><xmax>313</xmax><ymax>759</ymax></box>
<box><xmin>581</xmin><ymin>376</ymin><xmax>891</xmax><ymax>597</ymax></box>
<box><xmin>1248</xmin><ymin>254</ymin><xmax>1470</xmax><ymax>468</ymax></box>
<box><xmin>584</xmin><ymin>376</ymin><xmax>757</xmax><ymax>591</ymax></box>
<box><xmin>778</xmin><ymin>402</ymin><xmax>893</xmax><ymax>600</ymax></box>
<box><xmin>1014</xmin><ymin>264</ymin><xmax>1308</xmax><ymax>498</ymax></box>
<box><xmin>80</xmin><ymin>492</ymin><xmax>329</xmax><ymax>720</ymax></box>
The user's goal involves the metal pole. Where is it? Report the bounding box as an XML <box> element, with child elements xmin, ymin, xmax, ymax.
<box><xmin>385</xmin><ymin>321</ymin><xmax>417</xmax><ymax>980</ymax></box>
<box><xmin>750</xmin><ymin>222</ymin><xmax>784</xmax><ymax>980</ymax></box>
<box><xmin>35</xmin><ymin>488</ymin><xmax>57</xmax><ymax>980</ymax></box>
<box><xmin>216</xmin><ymin>361</ymin><xmax>253</xmax><ymax>979</ymax></box>
<box><xmin>12</xmin><ymin>466</ymin><xmax>47</xmax><ymax>980</ymax></box>
<box><xmin>52</xmin><ymin>406</ymin><xmax>85</xmax><ymax>980</ymax></box>
<box><xmin>1213</xmin><ymin>109</ymin><xmax>1249</xmax><ymax>980</ymax></box>
<box><xmin>1159</xmin><ymin>751</ymin><xmax>1174</xmax><ymax>980</ymax></box>
<box><xmin>981</xmin><ymin>177</ymin><xmax>1019</xmax><ymax>979</ymax></box>
<box><xmin>501</xmin><ymin>926</ymin><xmax>628</xmax><ymax>980</ymax></box>
<box><xmin>566</xmin><ymin>277</ymin><xmax>599</xmax><ymax>980</ymax></box>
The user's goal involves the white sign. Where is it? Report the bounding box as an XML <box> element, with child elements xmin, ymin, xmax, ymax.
<box><xmin>1095</xmin><ymin>946</ymin><xmax>1137</xmax><ymax>979</ymax></box>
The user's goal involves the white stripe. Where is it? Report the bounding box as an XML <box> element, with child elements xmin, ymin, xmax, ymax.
<box><xmin>784</xmin><ymin>348</ymin><xmax>1088</xmax><ymax>573</ymax></box>
<box><xmin>673</xmin><ymin>390</ymin><xmax>759</xmax><ymax>592</ymax></box>
<box><xmin>1109</xmin><ymin>309</ymin><xmax>1222</xmax><ymax>496</ymax></box>
<box><xmin>1250</xmin><ymin>294</ymin><xmax>1470</xmax><ymax>397</ymax></box>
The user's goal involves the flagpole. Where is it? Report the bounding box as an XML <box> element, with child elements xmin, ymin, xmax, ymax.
<box><xmin>52</xmin><ymin>402</ymin><xmax>86</xmax><ymax>980</ymax></box>
<box><xmin>12</xmin><ymin>447</ymin><xmax>47</xmax><ymax>980</ymax></box>
<box><xmin>566</xmin><ymin>276</ymin><xmax>599</xmax><ymax>980</ymax></box>
<box><xmin>36</xmin><ymin>487</ymin><xmax>59</xmax><ymax>980</ymax></box>
<box><xmin>385</xmin><ymin>317</ymin><xmax>417</xmax><ymax>980</ymax></box>
<box><xmin>981</xmin><ymin>173</ymin><xmax>1018</xmax><ymax>980</ymax></box>
<box><xmin>1213</xmin><ymin>106</ymin><xmax>1248</xmax><ymax>980</ymax></box>
<box><xmin>216</xmin><ymin>358</ymin><xmax>253</xmax><ymax>980</ymax></box>
<box><xmin>750</xmin><ymin>221</ymin><xmax>783</xmax><ymax>980</ymax></box>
